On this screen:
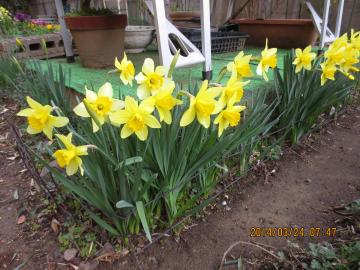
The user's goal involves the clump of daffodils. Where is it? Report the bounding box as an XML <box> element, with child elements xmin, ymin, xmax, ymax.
<box><xmin>320</xmin><ymin>31</ymin><xmax>360</xmax><ymax>85</ymax></box>
<box><xmin>18</xmin><ymin>35</ymin><xmax>358</xmax><ymax>176</ymax></box>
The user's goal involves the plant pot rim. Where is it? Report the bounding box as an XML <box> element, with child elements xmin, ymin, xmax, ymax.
<box><xmin>64</xmin><ymin>14</ymin><xmax>126</xmax><ymax>19</ymax></box>
<box><xmin>125</xmin><ymin>25</ymin><xmax>155</xmax><ymax>31</ymax></box>
<box><xmin>230</xmin><ymin>18</ymin><xmax>314</xmax><ymax>25</ymax></box>
<box><xmin>65</xmin><ymin>14</ymin><xmax>127</xmax><ymax>30</ymax></box>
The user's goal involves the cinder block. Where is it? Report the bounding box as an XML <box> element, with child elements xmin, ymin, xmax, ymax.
<box><xmin>0</xmin><ymin>33</ymin><xmax>66</xmax><ymax>60</ymax></box>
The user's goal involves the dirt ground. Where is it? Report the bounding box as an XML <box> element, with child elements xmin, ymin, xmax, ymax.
<box><xmin>0</xmin><ymin>94</ymin><xmax>359</xmax><ymax>269</ymax></box>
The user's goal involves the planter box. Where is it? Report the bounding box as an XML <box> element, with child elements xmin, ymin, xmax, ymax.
<box><xmin>0</xmin><ymin>33</ymin><xmax>65</xmax><ymax>59</ymax></box>
<box><xmin>65</xmin><ymin>15</ymin><xmax>127</xmax><ymax>68</ymax></box>
<box><xmin>230</xmin><ymin>19</ymin><xmax>318</xmax><ymax>48</ymax></box>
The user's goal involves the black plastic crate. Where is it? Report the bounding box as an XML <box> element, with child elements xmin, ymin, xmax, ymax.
<box><xmin>180</xmin><ymin>29</ymin><xmax>248</xmax><ymax>53</ymax></box>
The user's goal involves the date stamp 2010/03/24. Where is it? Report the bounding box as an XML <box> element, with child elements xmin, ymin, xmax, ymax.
<box><xmin>250</xmin><ymin>227</ymin><xmax>336</xmax><ymax>237</ymax></box>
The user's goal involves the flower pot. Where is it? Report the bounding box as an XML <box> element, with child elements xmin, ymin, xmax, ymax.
<box><xmin>124</xmin><ymin>25</ymin><xmax>155</xmax><ymax>53</ymax></box>
<box><xmin>230</xmin><ymin>19</ymin><xmax>318</xmax><ymax>48</ymax></box>
<box><xmin>65</xmin><ymin>15</ymin><xmax>127</xmax><ymax>68</ymax></box>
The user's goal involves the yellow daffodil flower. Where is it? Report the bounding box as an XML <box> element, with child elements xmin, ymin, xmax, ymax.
<box><xmin>115</xmin><ymin>53</ymin><xmax>135</xmax><ymax>86</ymax></box>
<box><xmin>109</xmin><ymin>96</ymin><xmax>161</xmax><ymax>141</ymax></box>
<box><xmin>324</xmin><ymin>44</ymin><xmax>346</xmax><ymax>66</ymax></box>
<box><xmin>53</xmin><ymin>133</ymin><xmax>88</xmax><ymax>176</ymax></box>
<box><xmin>214</xmin><ymin>97</ymin><xmax>246</xmax><ymax>137</ymax></box>
<box><xmin>147</xmin><ymin>81</ymin><xmax>182</xmax><ymax>124</ymax></box>
<box><xmin>350</xmin><ymin>29</ymin><xmax>360</xmax><ymax>50</ymax></box>
<box><xmin>135</xmin><ymin>58</ymin><xmax>171</xmax><ymax>99</ymax></box>
<box><xmin>320</xmin><ymin>62</ymin><xmax>337</xmax><ymax>86</ymax></box>
<box><xmin>227</xmin><ymin>51</ymin><xmax>252</xmax><ymax>78</ymax></box>
<box><xmin>293</xmin><ymin>45</ymin><xmax>316</xmax><ymax>73</ymax></box>
<box><xmin>74</xmin><ymin>82</ymin><xmax>124</xmax><ymax>132</ymax></box>
<box><xmin>212</xmin><ymin>65</ymin><xmax>249</xmax><ymax>112</ymax></box>
<box><xmin>256</xmin><ymin>39</ymin><xmax>277</xmax><ymax>81</ymax></box>
<box><xmin>180</xmin><ymin>80</ymin><xmax>221</xmax><ymax>128</ymax></box>
<box><xmin>17</xmin><ymin>96</ymin><xmax>68</xmax><ymax>140</ymax></box>
<box><xmin>339</xmin><ymin>45</ymin><xmax>359</xmax><ymax>73</ymax></box>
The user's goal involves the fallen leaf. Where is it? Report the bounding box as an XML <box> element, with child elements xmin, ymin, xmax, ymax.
<box><xmin>51</xmin><ymin>218</ymin><xmax>60</xmax><ymax>235</ymax></box>
<box><xmin>17</xmin><ymin>215</ymin><xmax>26</xmax><ymax>224</ymax></box>
<box><xmin>13</xmin><ymin>189</ymin><xmax>19</xmax><ymax>200</ymax></box>
<box><xmin>64</xmin><ymin>248</ymin><xmax>77</xmax><ymax>262</ymax></box>
<box><xmin>6</xmin><ymin>154</ymin><xmax>18</xmax><ymax>161</ymax></box>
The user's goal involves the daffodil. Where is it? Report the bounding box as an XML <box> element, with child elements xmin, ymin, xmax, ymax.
<box><xmin>350</xmin><ymin>29</ymin><xmax>360</xmax><ymax>50</ymax></box>
<box><xmin>180</xmin><ymin>80</ymin><xmax>221</xmax><ymax>128</ymax></box>
<box><xmin>53</xmin><ymin>133</ymin><xmax>88</xmax><ymax>176</ymax></box>
<box><xmin>74</xmin><ymin>82</ymin><xmax>124</xmax><ymax>132</ymax></box>
<box><xmin>214</xmin><ymin>97</ymin><xmax>246</xmax><ymax>137</ymax></box>
<box><xmin>293</xmin><ymin>45</ymin><xmax>316</xmax><ymax>73</ymax></box>
<box><xmin>213</xmin><ymin>65</ymin><xmax>249</xmax><ymax>111</ymax></box>
<box><xmin>324</xmin><ymin>43</ymin><xmax>346</xmax><ymax>66</ymax></box>
<box><xmin>17</xmin><ymin>96</ymin><xmax>68</xmax><ymax>139</ymax></box>
<box><xmin>115</xmin><ymin>53</ymin><xmax>135</xmax><ymax>86</ymax></box>
<box><xmin>339</xmin><ymin>45</ymin><xmax>359</xmax><ymax>73</ymax></box>
<box><xmin>109</xmin><ymin>96</ymin><xmax>160</xmax><ymax>141</ymax></box>
<box><xmin>227</xmin><ymin>51</ymin><xmax>252</xmax><ymax>78</ymax></box>
<box><xmin>147</xmin><ymin>81</ymin><xmax>182</xmax><ymax>124</ymax></box>
<box><xmin>320</xmin><ymin>62</ymin><xmax>337</xmax><ymax>85</ymax></box>
<box><xmin>256</xmin><ymin>39</ymin><xmax>277</xmax><ymax>81</ymax></box>
<box><xmin>135</xmin><ymin>58</ymin><xmax>170</xmax><ymax>99</ymax></box>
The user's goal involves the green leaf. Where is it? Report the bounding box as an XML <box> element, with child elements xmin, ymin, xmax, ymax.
<box><xmin>117</xmin><ymin>156</ymin><xmax>143</xmax><ymax>170</ymax></box>
<box><xmin>136</xmin><ymin>201</ymin><xmax>152</xmax><ymax>242</ymax></box>
<box><xmin>86</xmin><ymin>209</ymin><xmax>120</xmax><ymax>235</ymax></box>
<box><xmin>116</xmin><ymin>200</ymin><xmax>134</xmax><ymax>209</ymax></box>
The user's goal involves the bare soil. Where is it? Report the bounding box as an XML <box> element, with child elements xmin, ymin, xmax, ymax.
<box><xmin>0</xmin><ymin>96</ymin><xmax>58</xmax><ymax>270</ymax></box>
<box><xmin>0</xmin><ymin>94</ymin><xmax>359</xmax><ymax>269</ymax></box>
<box><xmin>120</xmin><ymin>107</ymin><xmax>360</xmax><ymax>270</ymax></box>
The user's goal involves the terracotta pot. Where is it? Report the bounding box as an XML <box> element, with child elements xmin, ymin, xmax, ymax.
<box><xmin>230</xmin><ymin>19</ymin><xmax>318</xmax><ymax>48</ymax></box>
<box><xmin>169</xmin><ymin>11</ymin><xmax>200</xmax><ymax>21</ymax></box>
<box><xmin>65</xmin><ymin>15</ymin><xmax>127</xmax><ymax>68</ymax></box>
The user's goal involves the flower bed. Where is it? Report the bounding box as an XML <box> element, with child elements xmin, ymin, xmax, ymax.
<box><xmin>7</xmin><ymin>29</ymin><xmax>360</xmax><ymax>249</ymax></box>
<box><xmin>0</xmin><ymin>6</ymin><xmax>63</xmax><ymax>59</ymax></box>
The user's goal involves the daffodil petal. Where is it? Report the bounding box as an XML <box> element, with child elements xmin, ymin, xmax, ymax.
<box><xmin>73</xmin><ymin>102</ymin><xmax>90</xmax><ymax>118</ymax></box>
<box><xmin>43</xmin><ymin>124</ymin><xmax>53</xmax><ymax>139</ymax></box>
<box><xmin>85</xmin><ymin>88</ymin><xmax>98</xmax><ymax>102</ymax></box>
<box><xmin>135</xmin><ymin>126</ymin><xmax>148</xmax><ymax>141</ymax></box>
<box><xmin>140</xmin><ymin>97</ymin><xmax>155</xmax><ymax>113</ymax></box>
<box><xmin>76</xmin><ymin>146</ymin><xmax>88</xmax><ymax>156</ymax></box>
<box><xmin>111</xmin><ymin>99</ymin><xmax>125</xmax><ymax>111</ymax></box>
<box><xmin>26</xmin><ymin>96</ymin><xmax>43</xmax><ymax>110</ymax></box>
<box><xmin>66</xmin><ymin>159</ymin><xmax>79</xmax><ymax>176</ymax></box>
<box><xmin>155</xmin><ymin>65</ymin><xmax>166</xmax><ymax>76</ymax></box>
<box><xmin>121</xmin><ymin>124</ymin><xmax>134</xmax><ymax>139</ymax></box>
<box><xmin>143</xmin><ymin>114</ymin><xmax>161</xmax><ymax>128</ymax></box>
<box><xmin>124</xmin><ymin>96</ymin><xmax>138</xmax><ymax>112</ymax></box>
<box><xmin>27</xmin><ymin>125</ymin><xmax>41</xmax><ymax>135</ymax></box>
<box><xmin>197</xmin><ymin>112</ymin><xmax>210</xmax><ymax>128</ymax></box>
<box><xmin>115</xmin><ymin>57</ymin><xmax>121</xmax><ymax>69</ymax></box>
<box><xmin>98</xmin><ymin>82</ymin><xmax>113</xmax><ymax>97</ymax></box>
<box><xmin>49</xmin><ymin>116</ymin><xmax>69</xmax><ymax>128</ymax></box>
<box><xmin>137</xmin><ymin>84</ymin><xmax>150</xmax><ymax>100</ymax></box>
<box><xmin>256</xmin><ymin>62</ymin><xmax>263</xmax><ymax>76</ymax></box>
<box><xmin>180</xmin><ymin>106</ymin><xmax>196</xmax><ymax>127</ymax></box>
<box><xmin>17</xmin><ymin>108</ymin><xmax>34</xmax><ymax>117</ymax></box>
<box><xmin>142</xmin><ymin>58</ymin><xmax>155</xmax><ymax>75</ymax></box>
<box><xmin>92</xmin><ymin>119</ymin><xmax>100</xmax><ymax>133</ymax></box>
<box><xmin>162</xmin><ymin>109</ymin><xmax>172</xmax><ymax>124</ymax></box>
<box><xmin>135</xmin><ymin>72</ymin><xmax>146</xmax><ymax>84</ymax></box>
<box><xmin>109</xmin><ymin>110</ymin><xmax>132</xmax><ymax>125</ymax></box>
